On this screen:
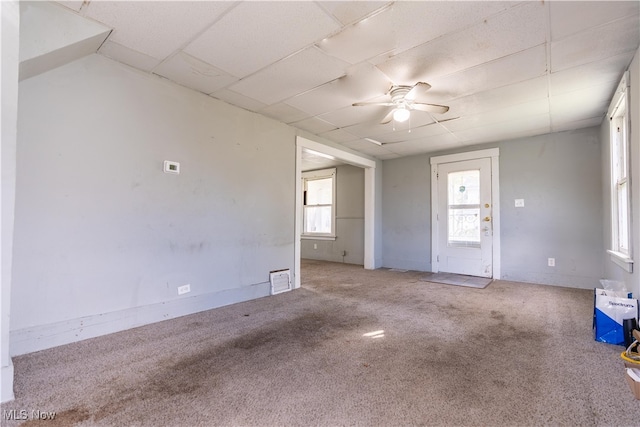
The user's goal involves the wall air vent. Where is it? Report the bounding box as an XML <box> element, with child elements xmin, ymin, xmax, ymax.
<box><xmin>270</xmin><ymin>269</ymin><xmax>292</xmax><ymax>295</ymax></box>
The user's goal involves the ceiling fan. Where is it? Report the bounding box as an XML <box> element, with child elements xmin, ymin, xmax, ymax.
<box><xmin>353</xmin><ymin>82</ymin><xmax>450</xmax><ymax>124</ymax></box>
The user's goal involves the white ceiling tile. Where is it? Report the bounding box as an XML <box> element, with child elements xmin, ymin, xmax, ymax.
<box><xmin>319</xmin><ymin>128</ymin><xmax>360</xmax><ymax>144</ymax></box>
<box><xmin>341</xmin><ymin>121</ymin><xmax>400</xmax><ymax>139</ymax></box>
<box><xmin>319</xmin><ymin>104</ymin><xmax>389</xmax><ymax>128</ymax></box>
<box><xmin>376</xmin><ymin>1</ymin><xmax>547</xmax><ymax>84</ymax></box>
<box><xmin>382</xmin><ymin>133</ymin><xmax>463</xmax><ymax>156</ymax></box>
<box><xmin>316</xmin><ymin>6</ymin><xmax>397</xmax><ymax>64</ymax></box>
<box><xmin>55</xmin><ymin>1</ymin><xmax>83</xmax><ymax>12</ymax></box>
<box><xmin>454</xmin><ymin>114</ymin><xmax>551</xmax><ymax>145</ymax></box>
<box><xmin>551</xmin><ymin>116</ymin><xmax>604</xmax><ymax>133</ymax></box>
<box><xmin>228</xmin><ymin>47</ymin><xmax>350</xmax><ymax>106</ymax></box>
<box><xmin>551</xmin><ymin>15</ymin><xmax>640</xmax><ymax>72</ymax></box>
<box><xmin>550</xmin><ymin>105</ymin><xmax>607</xmax><ymax>129</ymax></box>
<box><xmin>374</xmin><ymin>121</ymin><xmax>451</xmax><ymax>144</ymax></box>
<box><xmin>445</xmin><ymin>76</ymin><xmax>549</xmax><ymax>119</ymax></box>
<box><xmin>549</xmin><ymin>52</ymin><xmax>634</xmax><ymax>96</ymax></box>
<box><xmin>291</xmin><ymin>117</ymin><xmax>337</xmax><ymax>135</ymax></box>
<box><xmin>185</xmin><ymin>2</ymin><xmax>340</xmax><ymax>78</ymax></box>
<box><xmin>550</xmin><ymin>1</ymin><xmax>639</xmax><ymax>41</ymax></box>
<box><xmin>318</xmin><ymin>1</ymin><xmax>390</xmax><ymax>25</ymax></box>
<box><xmin>285</xmin><ymin>63</ymin><xmax>391</xmax><ymax>116</ymax></box>
<box><xmin>549</xmin><ymin>83</ymin><xmax>616</xmax><ymax>119</ymax></box>
<box><xmin>99</xmin><ymin>41</ymin><xmax>161</xmax><ymax>72</ymax></box>
<box><xmin>153</xmin><ymin>52</ymin><xmax>237</xmax><ymax>95</ymax></box>
<box><xmin>84</xmin><ymin>1</ymin><xmax>234</xmax><ymax>60</ymax></box>
<box><xmin>388</xmin><ymin>1</ymin><xmax>519</xmax><ymax>54</ymax></box>
<box><xmin>425</xmin><ymin>45</ymin><xmax>548</xmax><ymax>103</ymax></box>
<box><xmin>210</xmin><ymin>89</ymin><xmax>267</xmax><ymax>113</ymax></box>
<box><xmin>444</xmin><ymin>99</ymin><xmax>550</xmax><ymax>133</ymax></box>
<box><xmin>259</xmin><ymin>103</ymin><xmax>310</xmax><ymax>124</ymax></box>
<box><xmin>341</xmin><ymin>140</ymin><xmax>398</xmax><ymax>159</ymax></box>
<box><xmin>341</xmin><ymin>139</ymin><xmax>376</xmax><ymax>151</ymax></box>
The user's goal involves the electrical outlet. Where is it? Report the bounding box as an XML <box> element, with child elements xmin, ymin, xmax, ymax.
<box><xmin>548</xmin><ymin>258</ymin><xmax>555</xmax><ymax>267</ymax></box>
<box><xmin>314</xmin><ymin>243</ymin><xmax>317</xmax><ymax>250</ymax></box>
<box><xmin>177</xmin><ymin>284</ymin><xmax>191</xmax><ymax>295</ymax></box>
<box><xmin>515</xmin><ymin>199</ymin><xmax>525</xmax><ymax>208</ymax></box>
<box><xmin>342</xmin><ymin>250</ymin><xmax>347</xmax><ymax>257</ymax></box>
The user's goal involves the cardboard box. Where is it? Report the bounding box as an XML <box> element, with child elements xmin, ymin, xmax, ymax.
<box><xmin>625</xmin><ymin>368</ymin><xmax>640</xmax><ymax>400</ymax></box>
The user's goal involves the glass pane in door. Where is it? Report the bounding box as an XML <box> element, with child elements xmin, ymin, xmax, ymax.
<box><xmin>447</xmin><ymin>170</ymin><xmax>480</xmax><ymax>247</ymax></box>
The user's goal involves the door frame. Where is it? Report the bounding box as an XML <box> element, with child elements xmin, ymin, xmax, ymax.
<box><xmin>430</xmin><ymin>148</ymin><xmax>501</xmax><ymax>279</ymax></box>
<box><xmin>295</xmin><ymin>136</ymin><xmax>377</xmax><ymax>289</ymax></box>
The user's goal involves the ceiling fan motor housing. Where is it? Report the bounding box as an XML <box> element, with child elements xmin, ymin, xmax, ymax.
<box><xmin>390</xmin><ymin>86</ymin><xmax>413</xmax><ymax>105</ymax></box>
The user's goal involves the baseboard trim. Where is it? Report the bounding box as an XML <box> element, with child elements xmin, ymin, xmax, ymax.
<box><xmin>1</xmin><ymin>362</ymin><xmax>15</xmax><ymax>403</ymax></box>
<box><xmin>9</xmin><ymin>282</ymin><xmax>270</xmax><ymax>356</ymax></box>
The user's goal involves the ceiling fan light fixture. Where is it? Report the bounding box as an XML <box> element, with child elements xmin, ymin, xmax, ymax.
<box><xmin>393</xmin><ymin>107</ymin><xmax>410</xmax><ymax>123</ymax></box>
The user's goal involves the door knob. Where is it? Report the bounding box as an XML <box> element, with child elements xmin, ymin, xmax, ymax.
<box><xmin>483</xmin><ymin>216</ymin><xmax>491</xmax><ymax>222</ymax></box>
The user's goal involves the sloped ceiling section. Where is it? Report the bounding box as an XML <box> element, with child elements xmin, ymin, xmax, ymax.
<box><xmin>19</xmin><ymin>1</ymin><xmax>110</xmax><ymax>81</ymax></box>
<box><xmin>47</xmin><ymin>1</ymin><xmax>640</xmax><ymax>159</ymax></box>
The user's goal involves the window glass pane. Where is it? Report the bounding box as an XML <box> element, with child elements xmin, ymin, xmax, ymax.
<box><xmin>618</xmin><ymin>181</ymin><xmax>629</xmax><ymax>253</ymax></box>
<box><xmin>307</xmin><ymin>178</ymin><xmax>332</xmax><ymax>205</ymax></box>
<box><xmin>447</xmin><ymin>169</ymin><xmax>480</xmax><ymax>247</ymax></box>
<box><xmin>448</xmin><ymin>170</ymin><xmax>480</xmax><ymax>205</ymax></box>
<box><xmin>304</xmin><ymin>206</ymin><xmax>332</xmax><ymax>234</ymax></box>
<box><xmin>448</xmin><ymin>208</ymin><xmax>480</xmax><ymax>247</ymax></box>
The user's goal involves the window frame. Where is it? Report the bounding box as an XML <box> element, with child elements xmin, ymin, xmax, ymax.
<box><xmin>607</xmin><ymin>71</ymin><xmax>633</xmax><ymax>272</ymax></box>
<box><xmin>301</xmin><ymin>168</ymin><xmax>336</xmax><ymax>240</ymax></box>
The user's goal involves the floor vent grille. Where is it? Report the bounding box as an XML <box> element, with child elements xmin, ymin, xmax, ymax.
<box><xmin>270</xmin><ymin>269</ymin><xmax>292</xmax><ymax>295</ymax></box>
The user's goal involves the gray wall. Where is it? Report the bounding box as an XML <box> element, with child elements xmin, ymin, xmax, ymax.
<box><xmin>601</xmin><ymin>48</ymin><xmax>639</xmax><ymax>298</ymax></box>
<box><xmin>301</xmin><ymin>164</ymin><xmax>365</xmax><ymax>265</ymax></box>
<box><xmin>382</xmin><ymin>155</ymin><xmax>431</xmax><ymax>271</ymax></box>
<box><xmin>11</xmin><ymin>54</ymin><xmax>297</xmax><ymax>354</ymax></box>
<box><xmin>382</xmin><ymin>127</ymin><xmax>604</xmax><ymax>289</ymax></box>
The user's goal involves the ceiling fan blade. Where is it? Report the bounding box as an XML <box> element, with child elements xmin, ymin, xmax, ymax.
<box><xmin>380</xmin><ymin>109</ymin><xmax>395</xmax><ymax>124</ymax></box>
<box><xmin>411</xmin><ymin>102</ymin><xmax>449</xmax><ymax>114</ymax></box>
<box><xmin>432</xmin><ymin>116</ymin><xmax>459</xmax><ymax>124</ymax></box>
<box><xmin>405</xmin><ymin>82</ymin><xmax>432</xmax><ymax>100</ymax></box>
<box><xmin>353</xmin><ymin>102</ymin><xmax>395</xmax><ymax>107</ymax></box>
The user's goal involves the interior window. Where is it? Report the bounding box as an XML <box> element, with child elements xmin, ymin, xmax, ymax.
<box><xmin>609</xmin><ymin>72</ymin><xmax>631</xmax><ymax>260</ymax></box>
<box><xmin>302</xmin><ymin>168</ymin><xmax>336</xmax><ymax>238</ymax></box>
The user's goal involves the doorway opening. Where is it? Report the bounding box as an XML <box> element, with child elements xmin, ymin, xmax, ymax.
<box><xmin>294</xmin><ymin>136</ymin><xmax>376</xmax><ymax>288</ymax></box>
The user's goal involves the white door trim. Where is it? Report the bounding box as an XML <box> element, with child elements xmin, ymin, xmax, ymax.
<box><xmin>430</xmin><ymin>148</ymin><xmax>501</xmax><ymax>279</ymax></box>
<box><xmin>295</xmin><ymin>136</ymin><xmax>377</xmax><ymax>289</ymax></box>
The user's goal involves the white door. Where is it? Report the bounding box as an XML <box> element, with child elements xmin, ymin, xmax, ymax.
<box><xmin>436</xmin><ymin>158</ymin><xmax>493</xmax><ymax>277</ymax></box>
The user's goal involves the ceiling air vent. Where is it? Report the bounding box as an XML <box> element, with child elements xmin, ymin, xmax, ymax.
<box><xmin>270</xmin><ymin>269</ymin><xmax>292</xmax><ymax>295</ymax></box>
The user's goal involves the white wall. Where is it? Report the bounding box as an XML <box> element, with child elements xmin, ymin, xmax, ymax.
<box><xmin>11</xmin><ymin>54</ymin><xmax>297</xmax><ymax>354</ymax></box>
<box><xmin>601</xmin><ymin>48</ymin><xmax>640</xmax><ymax>298</ymax></box>
<box><xmin>382</xmin><ymin>127</ymin><xmax>604</xmax><ymax>289</ymax></box>
<box><xmin>301</xmin><ymin>164</ymin><xmax>365</xmax><ymax>265</ymax></box>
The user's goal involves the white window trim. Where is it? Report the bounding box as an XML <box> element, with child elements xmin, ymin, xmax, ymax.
<box><xmin>608</xmin><ymin>71</ymin><xmax>632</xmax><ymax>268</ymax></box>
<box><xmin>301</xmin><ymin>167</ymin><xmax>336</xmax><ymax>239</ymax></box>
<box><xmin>607</xmin><ymin>250</ymin><xmax>634</xmax><ymax>273</ymax></box>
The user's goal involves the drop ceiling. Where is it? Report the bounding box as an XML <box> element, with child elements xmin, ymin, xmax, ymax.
<box><xmin>41</xmin><ymin>1</ymin><xmax>640</xmax><ymax>160</ymax></box>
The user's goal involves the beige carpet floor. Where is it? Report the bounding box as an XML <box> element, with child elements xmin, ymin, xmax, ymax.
<box><xmin>1</xmin><ymin>259</ymin><xmax>638</xmax><ymax>426</ymax></box>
